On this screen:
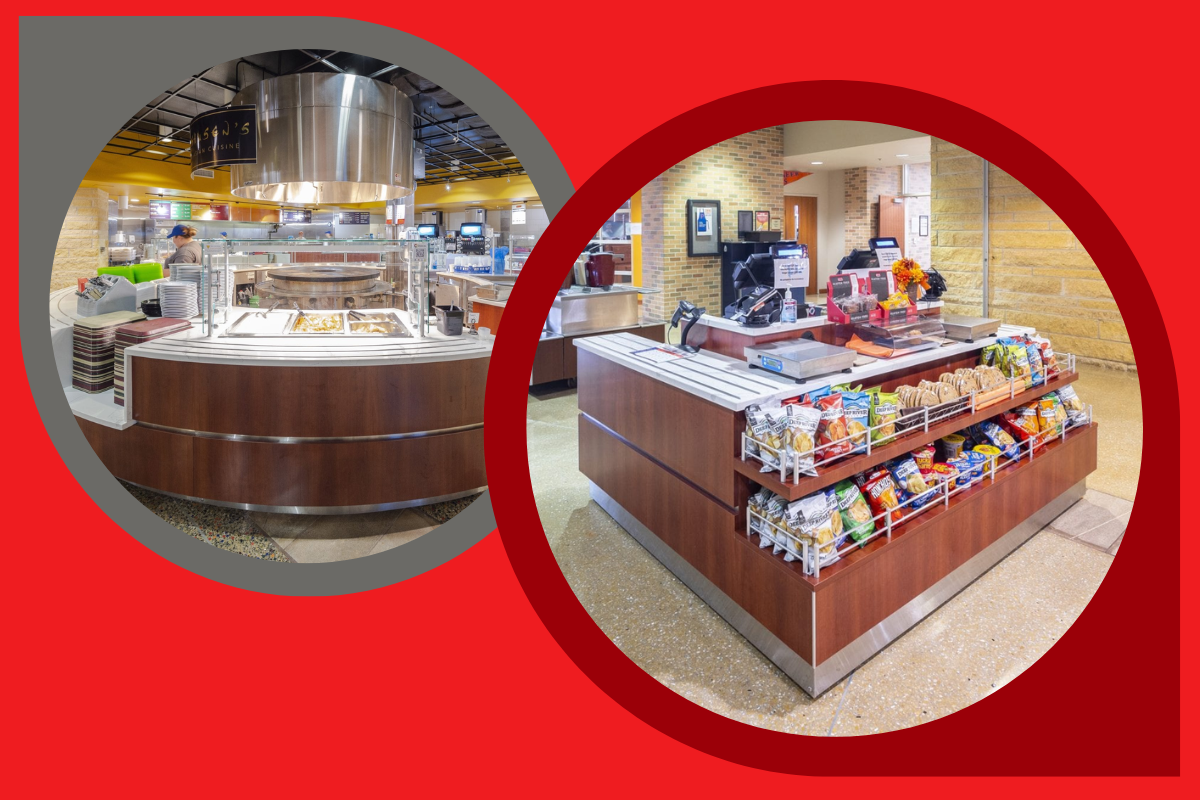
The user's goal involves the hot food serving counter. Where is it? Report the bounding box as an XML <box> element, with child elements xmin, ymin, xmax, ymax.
<box><xmin>52</xmin><ymin>287</ymin><xmax>488</xmax><ymax>513</ymax></box>
<box><xmin>573</xmin><ymin>315</ymin><xmax>1096</xmax><ymax>696</ymax></box>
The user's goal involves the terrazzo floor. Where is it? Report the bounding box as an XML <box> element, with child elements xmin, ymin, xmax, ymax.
<box><xmin>526</xmin><ymin>362</ymin><xmax>1140</xmax><ymax>736</ymax></box>
<box><xmin>119</xmin><ymin>480</ymin><xmax>480</xmax><ymax>563</ymax></box>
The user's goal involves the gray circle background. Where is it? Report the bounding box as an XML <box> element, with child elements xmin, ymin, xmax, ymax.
<box><xmin>19</xmin><ymin>17</ymin><xmax>573</xmax><ymax>595</ymax></box>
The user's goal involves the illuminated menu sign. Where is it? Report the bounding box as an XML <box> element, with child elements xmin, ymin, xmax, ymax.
<box><xmin>279</xmin><ymin>209</ymin><xmax>312</xmax><ymax>223</ymax></box>
<box><xmin>210</xmin><ymin>204</ymin><xmax>230</xmax><ymax>221</ymax></box>
<box><xmin>149</xmin><ymin>200</ymin><xmax>192</xmax><ymax>219</ymax></box>
<box><xmin>339</xmin><ymin>211</ymin><xmax>371</xmax><ymax>225</ymax></box>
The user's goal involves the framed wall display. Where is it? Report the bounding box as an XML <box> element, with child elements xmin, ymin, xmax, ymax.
<box><xmin>737</xmin><ymin>210</ymin><xmax>754</xmax><ymax>233</ymax></box>
<box><xmin>919</xmin><ymin>215</ymin><xmax>930</xmax><ymax>236</ymax></box>
<box><xmin>686</xmin><ymin>199</ymin><xmax>721</xmax><ymax>256</ymax></box>
<box><xmin>754</xmin><ymin>210</ymin><xmax>770</xmax><ymax>231</ymax></box>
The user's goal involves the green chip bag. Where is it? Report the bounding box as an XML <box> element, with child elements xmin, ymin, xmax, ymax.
<box><xmin>870</xmin><ymin>390</ymin><xmax>900</xmax><ymax>444</ymax></box>
<box><xmin>834</xmin><ymin>480</ymin><xmax>875</xmax><ymax>544</ymax></box>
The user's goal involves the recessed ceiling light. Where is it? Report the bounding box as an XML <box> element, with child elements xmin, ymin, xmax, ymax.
<box><xmin>810</xmin><ymin>161</ymin><xmax>823</xmax><ymax>165</ymax></box>
<box><xmin>896</xmin><ymin>154</ymin><xmax>909</xmax><ymax>157</ymax></box>
<box><xmin>146</xmin><ymin>149</ymin><xmax>167</xmax><ymax>155</ymax></box>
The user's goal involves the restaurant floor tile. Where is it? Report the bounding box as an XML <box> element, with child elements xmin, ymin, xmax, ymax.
<box><xmin>525</xmin><ymin>362</ymin><xmax>1136</xmax><ymax>735</ymax></box>
<box><xmin>116</xmin><ymin>481</ymin><xmax>478</xmax><ymax>563</ymax></box>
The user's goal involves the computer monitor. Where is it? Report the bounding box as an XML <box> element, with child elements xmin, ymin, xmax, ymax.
<box><xmin>417</xmin><ymin>224</ymin><xmax>439</xmax><ymax>238</ymax></box>
<box><xmin>459</xmin><ymin>223</ymin><xmax>484</xmax><ymax>238</ymax></box>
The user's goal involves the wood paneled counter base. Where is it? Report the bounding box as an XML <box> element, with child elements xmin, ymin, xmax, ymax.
<box><xmin>575</xmin><ymin>343</ymin><xmax>1097</xmax><ymax>697</ymax></box>
<box><xmin>78</xmin><ymin>354</ymin><xmax>488</xmax><ymax>513</ymax></box>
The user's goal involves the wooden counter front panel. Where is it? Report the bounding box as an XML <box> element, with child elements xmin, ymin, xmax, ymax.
<box><xmin>813</xmin><ymin>423</ymin><xmax>1098</xmax><ymax>665</ymax></box>
<box><xmin>695</xmin><ymin>324</ymin><xmax>838</xmax><ymax>360</ymax></box>
<box><xmin>132</xmin><ymin>356</ymin><xmax>488</xmax><ymax>438</ymax></box>
<box><xmin>580</xmin><ymin>415</ymin><xmax>812</xmax><ymax>661</ymax></box>
<box><xmin>192</xmin><ymin>428</ymin><xmax>486</xmax><ymax>507</ymax></box>
<box><xmin>77</xmin><ymin>418</ymin><xmax>194</xmax><ymax>497</ymax></box>
<box><xmin>577</xmin><ymin>349</ymin><xmax>737</xmax><ymax>507</ymax></box>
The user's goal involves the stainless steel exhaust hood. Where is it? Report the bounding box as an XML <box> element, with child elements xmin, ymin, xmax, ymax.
<box><xmin>230</xmin><ymin>73</ymin><xmax>414</xmax><ymax>205</ymax></box>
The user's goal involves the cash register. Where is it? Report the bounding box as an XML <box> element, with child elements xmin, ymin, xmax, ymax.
<box><xmin>723</xmin><ymin>242</ymin><xmax>811</xmax><ymax>326</ymax></box>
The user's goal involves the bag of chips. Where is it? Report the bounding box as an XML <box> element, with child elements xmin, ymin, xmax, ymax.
<box><xmin>1039</xmin><ymin>339</ymin><xmax>1060</xmax><ymax>375</ymax></box>
<box><xmin>797</xmin><ymin>492</ymin><xmax>839</xmax><ymax>566</ymax></box>
<box><xmin>860</xmin><ymin>468</ymin><xmax>905</xmax><ymax>530</ymax></box>
<box><xmin>804</xmin><ymin>386</ymin><xmax>832</xmax><ymax>405</ymax></box>
<box><xmin>1057</xmin><ymin>384</ymin><xmax>1087</xmax><ymax>424</ymax></box>
<box><xmin>1037</xmin><ymin>395</ymin><xmax>1065</xmax><ymax>441</ymax></box>
<box><xmin>1025</xmin><ymin>339</ymin><xmax>1045</xmax><ymax>386</ymax></box>
<box><xmin>1002</xmin><ymin>404</ymin><xmax>1045</xmax><ymax>451</ymax></box>
<box><xmin>890</xmin><ymin>456</ymin><xmax>935</xmax><ymax>509</ymax></box>
<box><xmin>841</xmin><ymin>391</ymin><xmax>872</xmax><ymax>454</ymax></box>
<box><xmin>869</xmin><ymin>390</ymin><xmax>901</xmax><ymax>445</ymax></box>
<box><xmin>814</xmin><ymin>393</ymin><xmax>852</xmax><ymax>462</ymax></box>
<box><xmin>748</xmin><ymin>488</ymin><xmax>772</xmax><ymax>538</ymax></box>
<box><xmin>825</xmin><ymin>488</ymin><xmax>847</xmax><ymax>550</ymax></box>
<box><xmin>979</xmin><ymin>420</ymin><xmax>1020</xmax><ymax>460</ymax></box>
<box><xmin>834</xmin><ymin>480</ymin><xmax>875</xmax><ymax>544</ymax></box>
<box><xmin>764</xmin><ymin>493</ymin><xmax>787</xmax><ymax>553</ymax></box>
<box><xmin>1005</xmin><ymin>343</ymin><xmax>1033</xmax><ymax>389</ymax></box>
<box><xmin>782</xmin><ymin>404</ymin><xmax>823</xmax><ymax>477</ymax></box>
<box><xmin>980</xmin><ymin>344</ymin><xmax>1003</xmax><ymax>368</ymax></box>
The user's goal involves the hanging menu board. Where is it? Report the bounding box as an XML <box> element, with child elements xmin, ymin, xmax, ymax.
<box><xmin>279</xmin><ymin>209</ymin><xmax>312</xmax><ymax>223</ymax></box>
<box><xmin>149</xmin><ymin>200</ymin><xmax>192</xmax><ymax>219</ymax></box>
<box><xmin>210</xmin><ymin>204</ymin><xmax>230</xmax><ymax>221</ymax></box>
<box><xmin>339</xmin><ymin>211</ymin><xmax>371</xmax><ymax>225</ymax></box>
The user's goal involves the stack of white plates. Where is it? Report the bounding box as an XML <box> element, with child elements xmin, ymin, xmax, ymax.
<box><xmin>158</xmin><ymin>281</ymin><xmax>199</xmax><ymax>319</ymax></box>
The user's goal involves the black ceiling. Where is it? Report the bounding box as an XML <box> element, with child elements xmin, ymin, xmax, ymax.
<box><xmin>104</xmin><ymin>49</ymin><xmax>524</xmax><ymax>187</ymax></box>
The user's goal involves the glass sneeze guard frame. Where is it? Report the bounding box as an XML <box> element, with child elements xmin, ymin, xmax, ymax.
<box><xmin>195</xmin><ymin>238</ymin><xmax>431</xmax><ymax>338</ymax></box>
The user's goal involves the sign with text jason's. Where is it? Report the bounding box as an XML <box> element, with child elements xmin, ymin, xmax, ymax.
<box><xmin>190</xmin><ymin>105</ymin><xmax>257</xmax><ymax>174</ymax></box>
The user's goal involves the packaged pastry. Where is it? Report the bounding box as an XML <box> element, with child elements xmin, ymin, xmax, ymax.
<box><xmin>890</xmin><ymin>457</ymin><xmax>935</xmax><ymax>508</ymax></box>
<box><xmin>931</xmin><ymin>462</ymin><xmax>958</xmax><ymax>490</ymax></box>
<box><xmin>979</xmin><ymin>420</ymin><xmax>1020</xmax><ymax>460</ymax></box>
<box><xmin>814</xmin><ymin>394</ymin><xmax>852</xmax><ymax>462</ymax></box>
<box><xmin>841</xmin><ymin>391</ymin><xmax>872</xmax><ymax>453</ymax></box>
<box><xmin>939</xmin><ymin>433</ymin><xmax>966</xmax><ymax>460</ymax></box>
<box><xmin>782</xmin><ymin>404</ymin><xmax>823</xmax><ymax>477</ymax></box>
<box><xmin>869</xmin><ymin>390</ymin><xmax>901</xmax><ymax>444</ymax></box>
<box><xmin>861</xmin><ymin>468</ymin><xmax>905</xmax><ymax>529</ymax></box>
<box><xmin>834</xmin><ymin>480</ymin><xmax>875</xmax><ymax>544</ymax></box>
<box><xmin>912</xmin><ymin>445</ymin><xmax>936</xmax><ymax>473</ymax></box>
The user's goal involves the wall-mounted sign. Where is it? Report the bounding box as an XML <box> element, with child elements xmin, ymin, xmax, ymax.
<box><xmin>512</xmin><ymin>202</ymin><xmax>527</xmax><ymax>225</ymax></box>
<box><xmin>339</xmin><ymin>211</ymin><xmax>371</xmax><ymax>225</ymax></box>
<box><xmin>149</xmin><ymin>200</ymin><xmax>193</xmax><ymax>219</ymax></box>
<box><xmin>279</xmin><ymin>209</ymin><xmax>312</xmax><ymax>223</ymax></box>
<box><xmin>210</xmin><ymin>204</ymin><xmax>230</xmax><ymax>221</ymax></box>
<box><xmin>190</xmin><ymin>105</ymin><xmax>258</xmax><ymax>175</ymax></box>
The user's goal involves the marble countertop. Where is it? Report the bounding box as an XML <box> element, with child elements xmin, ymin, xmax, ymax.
<box><xmin>573</xmin><ymin>323</ymin><xmax>1032</xmax><ymax>412</ymax></box>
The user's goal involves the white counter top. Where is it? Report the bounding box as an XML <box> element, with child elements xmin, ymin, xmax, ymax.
<box><xmin>50</xmin><ymin>287</ymin><xmax>491</xmax><ymax>430</ymax></box>
<box><xmin>574</xmin><ymin>322</ymin><xmax>1031</xmax><ymax>412</ymax></box>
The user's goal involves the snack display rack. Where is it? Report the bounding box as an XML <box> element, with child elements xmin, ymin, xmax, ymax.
<box><xmin>737</xmin><ymin>354</ymin><xmax>1078</xmax><ymax>497</ymax></box>
<box><xmin>747</xmin><ymin>403</ymin><xmax>1093</xmax><ymax>579</ymax></box>
<box><xmin>574</xmin><ymin>330</ymin><xmax>1099</xmax><ymax>697</ymax></box>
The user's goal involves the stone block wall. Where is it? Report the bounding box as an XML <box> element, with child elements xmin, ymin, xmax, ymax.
<box><xmin>930</xmin><ymin>138</ymin><xmax>1132</xmax><ymax>368</ymax></box>
<box><xmin>51</xmin><ymin>188</ymin><xmax>109</xmax><ymax>292</ymax></box>
<box><xmin>640</xmin><ymin>128</ymin><xmax>784</xmax><ymax>321</ymax></box>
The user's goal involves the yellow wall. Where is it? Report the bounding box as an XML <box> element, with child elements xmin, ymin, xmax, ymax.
<box><xmin>78</xmin><ymin>150</ymin><xmax>538</xmax><ymax>211</ymax></box>
<box><xmin>631</xmin><ymin>190</ymin><xmax>642</xmax><ymax>286</ymax></box>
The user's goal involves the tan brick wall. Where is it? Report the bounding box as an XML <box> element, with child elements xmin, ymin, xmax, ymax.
<box><xmin>641</xmin><ymin>128</ymin><xmax>784</xmax><ymax>321</ymax></box>
<box><xmin>930</xmin><ymin>138</ymin><xmax>1131</xmax><ymax>368</ymax></box>
<box><xmin>51</xmin><ymin>188</ymin><xmax>109</xmax><ymax>292</ymax></box>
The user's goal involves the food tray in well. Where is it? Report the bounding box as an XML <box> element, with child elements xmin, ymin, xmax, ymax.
<box><xmin>285</xmin><ymin>312</ymin><xmax>345</xmax><ymax>335</ymax></box>
<box><xmin>224</xmin><ymin>312</ymin><xmax>294</xmax><ymax>337</ymax></box>
<box><xmin>347</xmin><ymin>310</ymin><xmax>411</xmax><ymax>337</ymax></box>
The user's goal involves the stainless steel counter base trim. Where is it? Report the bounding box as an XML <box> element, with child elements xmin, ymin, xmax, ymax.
<box><xmin>590</xmin><ymin>479</ymin><xmax>1085</xmax><ymax>698</ymax></box>
<box><xmin>589</xmin><ymin>482</ymin><xmax>816</xmax><ymax>693</ymax></box>
<box><xmin>122</xmin><ymin>482</ymin><xmax>488</xmax><ymax>516</ymax></box>
<box><xmin>134</xmin><ymin>421</ymin><xmax>482</xmax><ymax>444</ymax></box>
<box><xmin>809</xmin><ymin>479</ymin><xmax>1085</xmax><ymax>695</ymax></box>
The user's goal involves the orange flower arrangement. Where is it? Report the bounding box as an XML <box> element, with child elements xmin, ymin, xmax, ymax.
<box><xmin>892</xmin><ymin>258</ymin><xmax>931</xmax><ymax>292</ymax></box>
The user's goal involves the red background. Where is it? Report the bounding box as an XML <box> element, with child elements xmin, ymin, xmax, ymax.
<box><xmin>8</xmin><ymin>4</ymin><xmax>1189</xmax><ymax>794</ymax></box>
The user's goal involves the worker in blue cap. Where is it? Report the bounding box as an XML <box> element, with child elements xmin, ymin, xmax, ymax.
<box><xmin>164</xmin><ymin>224</ymin><xmax>201</xmax><ymax>274</ymax></box>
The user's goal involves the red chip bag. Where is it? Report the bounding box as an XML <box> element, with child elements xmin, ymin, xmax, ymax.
<box><xmin>860</xmin><ymin>468</ymin><xmax>904</xmax><ymax>530</ymax></box>
<box><xmin>1001</xmin><ymin>403</ymin><xmax>1046</xmax><ymax>451</ymax></box>
<box><xmin>814</xmin><ymin>394</ymin><xmax>852</xmax><ymax>463</ymax></box>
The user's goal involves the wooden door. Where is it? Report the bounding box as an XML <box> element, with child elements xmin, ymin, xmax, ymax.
<box><xmin>879</xmin><ymin>195</ymin><xmax>906</xmax><ymax>256</ymax></box>
<box><xmin>784</xmin><ymin>196</ymin><xmax>819</xmax><ymax>294</ymax></box>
